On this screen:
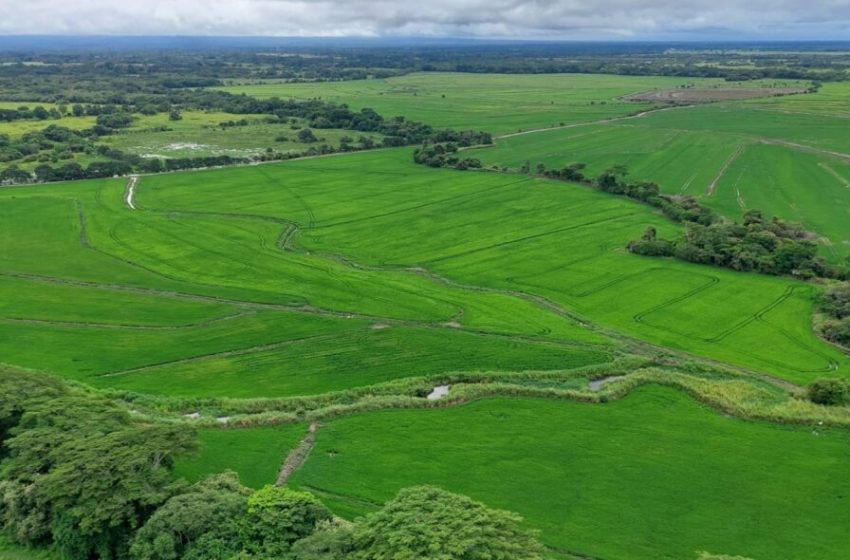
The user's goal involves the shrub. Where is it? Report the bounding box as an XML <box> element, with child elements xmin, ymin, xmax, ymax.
<box><xmin>240</xmin><ymin>486</ymin><xmax>332</xmax><ymax>557</ymax></box>
<box><xmin>351</xmin><ymin>486</ymin><xmax>543</xmax><ymax>560</ymax></box>
<box><xmin>807</xmin><ymin>378</ymin><xmax>850</xmax><ymax>406</ymax></box>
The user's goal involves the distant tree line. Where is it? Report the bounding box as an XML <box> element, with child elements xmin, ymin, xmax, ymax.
<box><xmin>0</xmin><ymin>369</ymin><xmax>544</xmax><ymax>560</ymax></box>
<box><xmin>0</xmin><ymin>105</ymin><xmax>62</xmax><ymax>122</ymax></box>
<box><xmin>1</xmin><ymin>45</ymin><xmax>847</xmax><ymax>108</ymax></box>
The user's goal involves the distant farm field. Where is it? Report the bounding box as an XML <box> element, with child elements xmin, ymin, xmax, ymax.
<box><xmin>466</xmin><ymin>83</ymin><xmax>850</xmax><ymax>260</ymax></box>
<box><xmin>219</xmin><ymin>73</ymin><xmax>788</xmax><ymax>135</ymax></box>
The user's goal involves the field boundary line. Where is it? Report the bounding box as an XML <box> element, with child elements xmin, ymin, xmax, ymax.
<box><xmin>0</xmin><ymin>311</ymin><xmax>253</xmax><ymax>331</ymax></box>
<box><xmin>99</xmin><ymin>333</ymin><xmax>343</xmax><ymax>378</ymax></box>
<box><xmin>75</xmin><ymin>199</ymin><xmax>90</xmax><ymax>247</ymax></box>
<box><xmin>426</xmin><ymin>211</ymin><xmax>638</xmax><ymax>264</ymax></box>
<box><xmin>494</xmin><ymin>104</ymin><xmax>683</xmax><ymax>140</ymax></box>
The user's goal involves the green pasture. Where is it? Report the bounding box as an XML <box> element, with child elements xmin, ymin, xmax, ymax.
<box><xmin>3</xmin><ymin>71</ymin><xmax>850</xmax><ymax>560</ymax></box>
<box><xmin>291</xmin><ymin>386</ymin><xmax>850</xmax><ymax>560</ymax></box>
<box><xmin>101</xmin><ymin>111</ymin><xmax>375</xmax><ymax>159</ymax></box>
<box><xmin>0</xmin><ymin>114</ymin><xmax>97</xmax><ymax>136</ymax></box>
<box><xmin>173</xmin><ymin>423</ymin><xmax>308</xmax><ymax>488</ymax></box>
<box><xmin>637</xmin><ymin>103</ymin><xmax>850</xmax><ymax>155</ymax></box>
<box><xmin>0</xmin><ymin>164</ymin><xmax>610</xmax><ymax>398</ymax></box>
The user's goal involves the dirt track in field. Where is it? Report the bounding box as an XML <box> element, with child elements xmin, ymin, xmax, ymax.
<box><xmin>124</xmin><ymin>175</ymin><xmax>139</xmax><ymax>209</ymax></box>
<box><xmin>623</xmin><ymin>87</ymin><xmax>809</xmax><ymax>103</ymax></box>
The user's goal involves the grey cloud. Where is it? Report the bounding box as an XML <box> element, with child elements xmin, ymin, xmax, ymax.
<box><xmin>0</xmin><ymin>0</ymin><xmax>848</xmax><ymax>38</ymax></box>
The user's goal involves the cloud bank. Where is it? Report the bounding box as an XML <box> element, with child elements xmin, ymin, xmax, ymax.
<box><xmin>0</xmin><ymin>0</ymin><xmax>848</xmax><ymax>39</ymax></box>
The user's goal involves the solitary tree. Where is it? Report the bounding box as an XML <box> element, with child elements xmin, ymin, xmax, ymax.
<box><xmin>298</xmin><ymin>128</ymin><xmax>318</xmax><ymax>143</ymax></box>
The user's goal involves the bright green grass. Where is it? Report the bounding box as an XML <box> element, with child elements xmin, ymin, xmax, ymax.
<box><xmin>100</xmin><ymin>326</ymin><xmax>610</xmax><ymax>398</ymax></box>
<box><xmin>219</xmin><ymin>72</ymin><xmax>715</xmax><ymax>135</ymax></box>
<box><xmin>0</xmin><ymin>537</ymin><xmax>58</xmax><ymax>560</ymax></box>
<box><xmin>637</xmin><ymin>103</ymin><xmax>850</xmax><ymax>155</ymax></box>
<box><xmin>2</xmin><ymin>149</ymin><xmax>843</xmax><ymax>386</ymax></box>
<box><xmin>0</xmin><ymin>309</ymin><xmax>365</xmax><ymax>381</ymax></box>
<box><xmin>291</xmin><ymin>386</ymin><xmax>850</xmax><ymax>560</ymax></box>
<box><xmin>173</xmin><ymin>423</ymin><xmax>308</xmax><ymax>488</ymax></box>
<box><xmin>0</xmin><ymin>163</ymin><xmax>609</xmax><ymax>397</ymax></box>
<box><xmin>0</xmin><ymin>101</ymin><xmax>95</xmax><ymax>138</ymax></box>
<box><xmin>283</xmin><ymin>151</ymin><xmax>847</xmax><ymax>381</ymax></box>
<box><xmin>0</xmin><ymin>275</ymin><xmax>234</xmax><ymax>326</ymax></box>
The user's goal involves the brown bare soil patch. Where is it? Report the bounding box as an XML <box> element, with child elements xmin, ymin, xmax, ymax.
<box><xmin>624</xmin><ymin>87</ymin><xmax>808</xmax><ymax>104</ymax></box>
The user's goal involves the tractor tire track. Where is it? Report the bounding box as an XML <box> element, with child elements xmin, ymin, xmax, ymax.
<box><xmin>0</xmin><ymin>311</ymin><xmax>252</xmax><ymax>331</ymax></box>
<box><xmin>632</xmin><ymin>274</ymin><xmax>720</xmax><ymax>324</ymax></box>
<box><xmin>818</xmin><ymin>162</ymin><xmax>850</xmax><ymax>187</ymax></box>
<box><xmin>426</xmin><ymin>211</ymin><xmax>638</xmax><ymax>264</ymax></box>
<box><xmin>705</xmin><ymin>144</ymin><xmax>747</xmax><ymax>196</ymax></box>
<box><xmin>100</xmin><ymin>333</ymin><xmax>342</xmax><ymax>378</ymax></box>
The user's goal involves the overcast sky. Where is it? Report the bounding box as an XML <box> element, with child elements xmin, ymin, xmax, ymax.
<box><xmin>0</xmin><ymin>0</ymin><xmax>848</xmax><ymax>39</ymax></box>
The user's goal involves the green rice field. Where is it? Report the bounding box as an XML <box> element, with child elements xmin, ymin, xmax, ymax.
<box><xmin>1</xmin><ymin>148</ymin><xmax>844</xmax><ymax>394</ymax></box>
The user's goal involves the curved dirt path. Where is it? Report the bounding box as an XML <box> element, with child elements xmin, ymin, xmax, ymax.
<box><xmin>124</xmin><ymin>175</ymin><xmax>140</xmax><ymax>209</ymax></box>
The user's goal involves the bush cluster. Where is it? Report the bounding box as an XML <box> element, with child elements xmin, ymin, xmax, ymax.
<box><xmin>411</xmin><ymin>130</ymin><xmax>493</xmax><ymax>169</ymax></box>
<box><xmin>807</xmin><ymin>378</ymin><xmax>850</xmax><ymax>406</ymax></box>
<box><xmin>818</xmin><ymin>284</ymin><xmax>850</xmax><ymax>347</ymax></box>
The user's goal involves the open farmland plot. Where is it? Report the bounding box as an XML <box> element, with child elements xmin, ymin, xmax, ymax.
<box><xmin>220</xmin><ymin>72</ymin><xmax>738</xmax><ymax>135</ymax></box>
<box><xmin>741</xmin><ymin>81</ymin><xmax>850</xmax><ymax>117</ymax></box>
<box><xmin>278</xmin><ymin>151</ymin><xmax>846</xmax><ymax>381</ymax></box>
<box><xmin>0</xmin><ymin>163</ymin><xmax>612</xmax><ymax>398</ymax></box>
<box><xmin>290</xmin><ymin>387</ymin><xmax>850</xmax><ymax>560</ymax></box>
